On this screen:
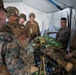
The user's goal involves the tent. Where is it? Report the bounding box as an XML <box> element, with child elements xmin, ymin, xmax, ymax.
<box><xmin>4</xmin><ymin>0</ymin><xmax>76</xmax><ymax>38</ymax></box>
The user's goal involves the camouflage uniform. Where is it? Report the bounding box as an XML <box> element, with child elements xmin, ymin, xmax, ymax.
<box><xmin>3</xmin><ymin>6</ymin><xmax>20</xmax><ymax>38</ymax></box>
<box><xmin>25</xmin><ymin>13</ymin><xmax>40</xmax><ymax>39</ymax></box>
<box><xmin>3</xmin><ymin>22</ymin><xmax>21</xmax><ymax>38</ymax></box>
<box><xmin>56</xmin><ymin>26</ymin><xmax>70</xmax><ymax>49</ymax></box>
<box><xmin>26</xmin><ymin>21</ymin><xmax>40</xmax><ymax>38</ymax></box>
<box><xmin>18</xmin><ymin>13</ymin><xmax>28</xmax><ymax>39</ymax></box>
<box><xmin>18</xmin><ymin>23</ymin><xmax>28</xmax><ymax>39</ymax></box>
<box><xmin>6</xmin><ymin>6</ymin><xmax>19</xmax><ymax>18</ymax></box>
<box><xmin>2</xmin><ymin>6</ymin><xmax>35</xmax><ymax>67</ymax></box>
<box><xmin>3</xmin><ymin>21</ymin><xmax>28</xmax><ymax>40</ymax></box>
<box><xmin>0</xmin><ymin>2</ymin><xmax>34</xmax><ymax>75</ymax></box>
<box><xmin>0</xmin><ymin>32</ymin><xmax>32</xmax><ymax>75</ymax></box>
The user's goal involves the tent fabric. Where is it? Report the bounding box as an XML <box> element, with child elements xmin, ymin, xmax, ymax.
<box><xmin>4</xmin><ymin>0</ymin><xmax>65</xmax><ymax>13</ymax></box>
<box><xmin>54</xmin><ymin>0</ymin><xmax>76</xmax><ymax>8</ymax></box>
<box><xmin>71</xmin><ymin>9</ymin><xmax>76</xmax><ymax>40</ymax></box>
<box><xmin>4</xmin><ymin>0</ymin><xmax>21</xmax><ymax>2</ymax></box>
<box><xmin>4</xmin><ymin>0</ymin><xmax>76</xmax><ymax>12</ymax></box>
<box><xmin>22</xmin><ymin>0</ymin><xmax>61</xmax><ymax>13</ymax></box>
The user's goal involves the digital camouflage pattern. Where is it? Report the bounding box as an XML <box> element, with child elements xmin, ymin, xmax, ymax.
<box><xmin>56</xmin><ymin>26</ymin><xmax>70</xmax><ymax>49</ymax></box>
<box><xmin>3</xmin><ymin>22</ymin><xmax>21</xmax><ymax>38</ymax></box>
<box><xmin>3</xmin><ymin>21</ymin><xmax>28</xmax><ymax>48</ymax></box>
<box><xmin>3</xmin><ymin>22</ymin><xmax>35</xmax><ymax>65</ymax></box>
<box><xmin>25</xmin><ymin>21</ymin><xmax>40</xmax><ymax>39</ymax></box>
<box><xmin>3</xmin><ymin>6</ymin><xmax>20</xmax><ymax>38</ymax></box>
<box><xmin>0</xmin><ymin>1</ymin><xmax>34</xmax><ymax>75</ymax></box>
<box><xmin>18</xmin><ymin>23</ymin><xmax>28</xmax><ymax>40</ymax></box>
<box><xmin>0</xmin><ymin>32</ymin><xmax>32</xmax><ymax>75</ymax></box>
<box><xmin>6</xmin><ymin>6</ymin><xmax>19</xmax><ymax>18</ymax></box>
<box><xmin>18</xmin><ymin>14</ymin><xmax>26</xmax><ymax>20</ymax></box>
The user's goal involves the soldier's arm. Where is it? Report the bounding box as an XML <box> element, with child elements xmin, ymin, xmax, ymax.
<box><xmin>2</xmin><ymin>25</ymin><xmax>13</xmax><ymax>35</ymax></box>
<box><xmin>58</xmin><ymin>28</ymin><xmax>70</xmax><ymax>42</ymax></box>
<box><xmin>5</xmin><ymin>41</ymin><xmax>24</xmax><ymax>75</ymax></box>
<box><xmin>25</xmin><ymin>22</ymin><xmax>30</xmax><ymax>37</ymax></box>
<box><xmin>24</xmin><ymin>26</ymin><xmax>28</xmax><ymax>38</ymax></box>
<box><xmin>65</xmin><ymin>50</ymin><xmax>76</xmax><ymax>59</ymax></box>
<box><xmin>37</xmin><ymin>22</ymin><xmax>41</xmax><ymax>36</ymax></box>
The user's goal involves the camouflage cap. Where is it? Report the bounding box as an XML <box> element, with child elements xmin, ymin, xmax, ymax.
<box><xmin>0</xmin><ymin>0</ymin><xmax>7</xmax><ymax>12</ymax></box>
<box><xmin>6</xmin><ymin>6</ymin><xmax>19</xmax><ymax>18</ymax></box>
<box><xmin>18</xmin><ymin>13</ymin><xmax>26</xmax><ymax>20</ymax></box>
<box><xmin>29</xmin><ymin>13</ymin><xmax>35</xmax><ymax>18</ymax></box>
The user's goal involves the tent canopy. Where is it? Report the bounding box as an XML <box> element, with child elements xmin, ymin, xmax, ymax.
<box><xmin>4</xmin><ymin>0</ymin><xmax>76</xmax><ymax>12</ymax></box>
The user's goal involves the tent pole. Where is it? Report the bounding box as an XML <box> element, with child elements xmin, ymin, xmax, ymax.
<box><xmin>69</xmin><ymin>8</ymin><xmax>72</xmax><ymax>30</ymax></box>
<box><xmin>69</xmin><ymin>8</ymin><xmax>72</xmax><ymax>39</ymax></box>
<box><xmin>68</xmin><ymin>8</ymin><xmax>72</xmax><ymax>50</ymax></box>
<box><xmin>48</xmin><ymin>0</ymin><xmax>62</xmax><ymax>10</ymax></box>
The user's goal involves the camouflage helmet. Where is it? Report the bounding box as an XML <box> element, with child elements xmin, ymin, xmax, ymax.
<box><xmin>6</xmin><ymin>6</ymin><xmax>19</xmax><ymax>18</ymax></box>
<box><xmin>18</xmin><ymin>13</ymin><xmax>26</xmax><ymax>20</ymax></box>
<box><xmin>29</xmin><ymin>13</ymin><xmax>35</xmax><ymax>18</ymax></box>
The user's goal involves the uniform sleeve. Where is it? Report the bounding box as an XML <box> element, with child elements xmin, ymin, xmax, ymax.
<box><xmin>24</xmin><ymin>26</ymin><xmax>28</xmax><ymax>38</ymax></box>
<box><xmin>5</xmin><ymin>42</ymin><xmax>21</xmax><ymax>75</ymax></box>
<box><xmin>25</xmin><ymin>21</ymin><xmax>30</xmax><ymax>37</ymax></box>
<box><xmin>58</xmin><ymin>28</ymin><xmax>70</xmax><ymax>42</ymax></box>
<box><xmin>61</xmin><ymin>29</ymin><xmax>70</xmax><ymax>40</ymax></box>
<box><xmin>2</xmin><ymin>25</ymin><xmax>13</xmax><ymax>35</ymax></box>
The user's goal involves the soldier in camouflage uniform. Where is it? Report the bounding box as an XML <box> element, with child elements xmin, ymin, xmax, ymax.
<box><xmin>2</xmin><ymin>6</ymin><xmax>20</xmax><ymax>37</ymax></box>
<box><xmin>4</xmin><ymin>7</ymin><xmax>36</xmax><ymax>68</ymax></box>
<box><xmin>0</xmin><ymin>0</ymin><xmax>34</xmax><ymax>75</ymax></box>
<box><xmin>17</xmin><ymin>13</ymin><xmax>31</xmax><ymax>48</ymax></box>
<box><xmin>56</xmin><ymin>18</ymin><xmax>70</xmax><ymax>50</ymax></box>
<box><xmin>25</xmin><ymin>13</ymin><xmax>41</xmax><ymax>67</ymax></box>
<box><xmin>18</xmin><ymin>13</ymin><xmax>28</xmax><ymax>40</ymax></box>
<box><xmin>2</xmin><ymin>7</ymin><xmax>29</xmax><ymax>48</ymax></box>
<box><xmin>25</xmin><ymin>13</ymin><xmax>40</xmax><ymax>40</ymax></box>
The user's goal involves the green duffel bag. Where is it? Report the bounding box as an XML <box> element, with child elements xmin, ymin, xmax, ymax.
<box><xmin>35</xmin><ymin>36</ymin><xmax>62</xmax><ymax>50</ymax></box>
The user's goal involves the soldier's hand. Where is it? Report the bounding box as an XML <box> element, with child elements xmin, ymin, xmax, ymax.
<box><xmin>18</xmin><ymin>34</ymin><xmax>26</xmax><ymax>40</ymax></box>
<box><xmin>65</xmin><ymin>53</ymin><xmax>73</xmax><ymax>59</ymax></box>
